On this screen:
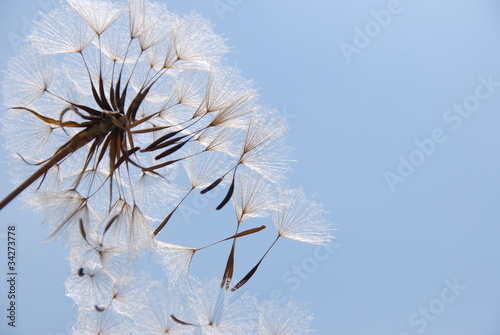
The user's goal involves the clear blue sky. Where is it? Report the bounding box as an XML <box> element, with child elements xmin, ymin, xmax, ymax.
<box><xmin>1</xmin><ymin>0</ymin><xmax>500</xmax><ymax>334</ymax></box>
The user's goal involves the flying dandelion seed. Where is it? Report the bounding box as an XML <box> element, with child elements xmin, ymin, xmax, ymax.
<box><xmin>1</xmin><ymin>0</ymin><xmax>333</xmax><ymax>333</ymax></box>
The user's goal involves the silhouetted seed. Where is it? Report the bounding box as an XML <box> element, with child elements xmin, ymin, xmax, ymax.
<box><xmin>130</xmin><ymin>124</ymin><xmax>170</xmax><ymax>134</ymax></box>
<box><xmin>194</xmin><ymin>225</ymin><xmax>266</xmax><ymax>252</ymax></box>
<box><xmin>216</xmin><ymin>179</ymin><xmax>235</xmax><ymax>210</ymax></box>
<box><xmin>126</xmin><ymin>85</ymin><xmax>152</xmax><ymax>120</ymax></box>
<box><xmin>103</xmin><ymin>214</ymin><xmax>119</xmax><ymax>235</ymax></box>
<box><xmin>155</xmin><ymin>141</ymin><xmax>188</xmax><ymax>160</ymax></box>
<box><xmin>146</xmin><ymin>134</ymin><xmax>188</xmax><ymax>153</ymax></box>
<box><xmin>221</xmin><ymin>243</ymin><xmax>235</xmax><ymax>289</ymax></box>
<box><xmin>220</xmin><ymin>225</ymin><xmax>270</xmax><ymax>289</ymax></box>
<box><xmin>142</xmin><ymin>129</ymin><xmax>183</xmax><ymax>151</ymax></box>
<box><xmin>231</xmin><ymin>260</ymin><xmax>262</xmax><ymax>292</ymax></box>
<box><xmin>170</xmin><ymin>315</ymin><xmax>197</xmax><ymax>327</ymax></box>
<box><xmin>118</xmin><ymin>82</ymin><xmax>128</xmax><ymax>113</ymax></box>
<box><xmin>153</xmin><ymin>211</ymin><xmax>174</xmax><ymax>236</ymax></box>
<box><xmin>78</xmin><ymin>268</ymin><xmax>84</xmax><ymax>277</ymax></box>
<box><xmin>115</xmin><ymin>147</ymin><xmax>140</xmax><ymax>167</ymax></box>
<box><xmin>201</xmin><ymin>177</ymin><xmax>223</xmax><ymax>194</ymax></box>
<box><xmin>95</xmin><ymin>135</ymin><xmax>113</xmax><ymax>167</ymax></box>
<box><xmin>98</xmin><ymin>75</ymin><xmax>112</xmax><ymax>111</ymax></box>
<box><xmin>94</xmin><ymin>305</ymin><xmax>105</xmax><ymax>312</ymax></box>
<box><xmin>110</xmin><ymin>84</ymin><xmax>117</xmax><ymax>111</ymax></box>
<box><xmin>145</xmin><ymin>158</ymin><xmax>181</xmax><ymax>171</ymax></box>
<box><xmin>90</xmin><ymin>80</ymin><xmax>105</xmax><ymax>110</ymax></box>
<box><xmin>115</xmin><ymin>76</ymin><xmax>124</xmax><ymax>112</ymax></box>
<box><xmin>78</xmin><ymin>218</ymin><xmax>87</xmax><ymax>242</ymax></box>
<box><xmin>231</xmin><ymin>235</ymin><xmax>278</xmax><ymax>291</ymax></box>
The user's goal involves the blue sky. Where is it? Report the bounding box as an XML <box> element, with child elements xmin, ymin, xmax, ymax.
<box><xmin>1</xmin><ymin>0</ymin><xmax>500</xmax><ymax>334</ymax></box>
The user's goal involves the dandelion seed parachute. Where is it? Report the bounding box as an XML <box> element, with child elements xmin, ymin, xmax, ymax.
<box><xmin>134</xmin><ymin>281</ymin><xmax>193</xmax><ymax>335</ymax></box>
<box><xmin>257</xmin><ymin>300</ymin><xmax>314</xmax><ymax>335</ymax></box>
<box><xmin>74</xmin><ymin>307</ymin><xmax>132</xmax><ymax>335</ymax></box>
<box><xmin>272</xmin><ymin>187</ymin><xmax>333</xmax><ymax>245</ymax></box>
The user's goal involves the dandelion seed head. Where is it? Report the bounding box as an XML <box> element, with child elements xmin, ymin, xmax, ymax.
<box><xmin>1</xmin><ymin>0</ymin><xmax>333</xmax><ymax>333</ymax></box>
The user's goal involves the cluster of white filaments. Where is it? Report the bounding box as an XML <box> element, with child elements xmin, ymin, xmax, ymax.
<box><xmin>1</xmin><ymin>0</ymin><xmax>332</xmax><ymax>333</ymax></box>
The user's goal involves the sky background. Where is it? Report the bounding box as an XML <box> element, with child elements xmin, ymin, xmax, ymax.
<box><xmin>1</xmin><ymin>0</ymin><xmax>500</xmax><ymax>334</ymax></box>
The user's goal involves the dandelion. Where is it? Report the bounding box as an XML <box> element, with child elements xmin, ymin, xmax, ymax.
<box><xmin>0</xmin><ymin>0</ymin><xmax>333</xmax><ymax>333</ymax></box>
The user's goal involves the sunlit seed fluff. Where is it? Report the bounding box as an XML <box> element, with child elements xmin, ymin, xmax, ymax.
<box><xmin>238</xmin><ymin>110</ymin><xmax>291</xmax><ymax>183</ymax></box>
<box><xmin>197</xmin><ymin>126</ymin><xmax>240</xmax><ymax>156</ymax></box>
<box><xmin>188</xmin><ymin>278</ymin><xmax>259</xmax><ymax>334</ymax></box>
<box><xmin>129</xmin><ymin>0</ymin><xmax>175</xmax><ymax>51</ymax></box>
<box><xmin>66</xmin><ymin>260</ymin><xmax>114</xmax><ymax>308</ymax></box>
<box><xmin>28</xmin><ymin>5</ymin><xmax>95</xmax><ymax>54</ymax></box>
<box><xmin>272</xmin><ymin>187</ymin><xmax>332</xmax><ymax>245</ymax></box>
<box><xmin>154</xmin><ymin>240</ymin><xmax>195</xmax><ymax>284</ymax></box>
<box><xmin>107</xmin><ymin>272</ymin><xmax>151</xmax><ymax>317</ymax></box>
<box><xmin>135</xmin><ymin>281</ymin><xmax>193</xmax><ymax>335</ymax></box>
<box><xmin>67</xmin><ymin>0</ymin><xmax>126</xmax><ymax>35</ymax></box>
<box><xmin>257</xmin><ymin>300</ymin><xmax>314</xmax><ymax>335</ymax></box>
<box><xmin>194</xmin><ymin>66</ymin><xmax>255</xmax><ymax>118</ymax></box>
<box><xmin>3</xmin><ymin>50</ymin><xmax>56</xmax><ymax>106</ymax></box>
<box><xmin>233</xmin><ymin>172</ymin><xmax>275</xmax><ymax>223</ymax></box>
<box><xmin>26</xmin><ymin>189</ymin><xmax>98</xmax><ymax>242</ymax></box>
<box><xmin>74</xmin><ymin>307</ymin><xmax>132</xmax><ymax>335</ymax></box>
<box><xmin>99</xmin><ymin>199</ymin><xmax>153</xmax><ymax>254</ymax></box>
<box><xmin>70</xmin><ymin>240</ymin><xmax>130</xmax><ymax>279</ymax></box>
<box><xmin>183</xmin><ymin>150</ymin><xmax>229</xmax><ymax>190</ymax></box>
